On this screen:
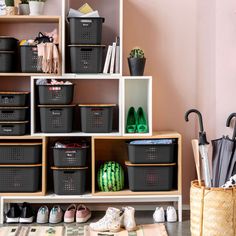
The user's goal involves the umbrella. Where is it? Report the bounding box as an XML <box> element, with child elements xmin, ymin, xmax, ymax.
<box><xmin>226</xmin><ymin>113</ymin><xmax>236</xmax><ymax>180</ymax></box>
<box><xmin>185</xmin><ymin>109</ymin><xmax>212</xmax><ymax>187</ymax></box>
<box><xmin>211</xmin><ymin>113</ymin><xmax>236</xmax><ymax>187</ymax></box>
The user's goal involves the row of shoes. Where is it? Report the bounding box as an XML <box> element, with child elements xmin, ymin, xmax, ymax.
<box><xmin>153</xmin><ymin>206</ymin><xmax>177</xmax><ymax>223</ymax></box>
<box><xmin>89</xmin><ymin>206</ymin><xmax>136</xmax><ymax>232</ymax></box>
<box><xmin>6</xmin><ymin>203</ymin><xmax>91</xmax><ymax>224</ymax></box>
<box><xmin>126</xmin><ymin>107</ymin><xmax>148</xmax><ymax>133</ymax></box>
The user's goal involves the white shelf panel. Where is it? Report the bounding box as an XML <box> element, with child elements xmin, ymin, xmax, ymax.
<box><xmin>2</xmin><ymin>194</ymin><xmax>181</xmax><ymax>204</ymax></box>
<box><xmin>32</xmin><ymin>132</ymin><xmax>121</xmax><ymax>137</ymax></box>
<box><xmin>31</xmin><ymin>74</ymin><xmax>121</xmax><ymax>80</ymax></box>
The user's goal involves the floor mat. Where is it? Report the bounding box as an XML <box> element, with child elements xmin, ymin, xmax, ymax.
<box><xmin>0</xmin><ymin>224</ymin><xmax>168</xmax><ymax>236</ymax></box>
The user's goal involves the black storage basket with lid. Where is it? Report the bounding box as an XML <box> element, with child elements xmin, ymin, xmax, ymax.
<box><xmin>0</xmin><ymin>92</ymin><xmax>29</xmax><ymax>107</ymax></box>
<box><xmin>126</xmin><ymin>161</ymin><xmax>176</xmax><ymax>191</ymax></box>
<box><xmin>52</xmin><ymin>166</ymin><xmax>87</xmax><ymax>195</ymax></box>
<box><xmin>53</xmin><ymin>145</ymin><xmax>88</xmax><ymax>167</ymax></box>
<box><xmin>0</xmin><ymin>51</ymin><xmax>15</xmax><ymax>72</ymax></box>
<box><xmin>39</xmin><ymin>105</ymin><xmax>74</xmax><ymax>133</ymax></box>
<box><xmin>0</xmin><ymin>143</ymin><xmax>41</xmax><ymax>164</ymax></box>
<box><xmin>128</xmin><ymin>139</ymin><xmax>177</xmax><ymax>164</ymax></box>
<box><xmin>0</xmin><ymin>107</ymin><xmax>28</xmax><ymax>121</ymax></box>
<box><xmin>20</xmin><ymin>45</ymin><xmax>42</xmax><ymax>73</ymax></box>
<box><xmin>0</xmin><ymin>121</ymin><xmax>28</xmax><ymax>136</ymax></box>
<box><xmin>69</xmin><ymin>45</ymin><xmax>104</xmax><ymax>73</ymax></box>
<box><xmin>0</xmin><ymin>37</ymin><xmax>18</xmax><ymax>51</ymax></box>
<box><xmin>38</xmin><ymin>84</ymin><xmax>74</xmax><ymax>105</ymax></box>
<box><xmin>68</xmin><ymin>17</ymin><xmax>105</xmax><ymax>44</ymax></box>
<box><xmin>0</xmin><ymin>165</ymin><xmax>41</xmax><ymax>192</ymax></box>
<box><xmin>79</xmin><ymin>104</ymin><xmax>115</xmax><ymax>133</ymax></box>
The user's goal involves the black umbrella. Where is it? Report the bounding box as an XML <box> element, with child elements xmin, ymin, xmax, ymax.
<box><xmin>212</xmin><ymin>113</ymin><xmax>236</xmax><ymax>187</ymax></box>
<box><xmin>226</xmin><ymin>113</ymin><xmax>236</xmax><ymax>181</ymax></box>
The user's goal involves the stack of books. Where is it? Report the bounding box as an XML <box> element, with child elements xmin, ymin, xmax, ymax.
<box><xmin>103</xmin><ymin>37</ymin><xmax>120</xmax><ymax>74</ymax></box>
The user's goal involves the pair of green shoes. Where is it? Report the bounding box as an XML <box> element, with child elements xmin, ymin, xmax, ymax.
<box><xmin>126</xmin><ymin>107</ymin><xmax>148</xmax><ymax>133</ymax></box>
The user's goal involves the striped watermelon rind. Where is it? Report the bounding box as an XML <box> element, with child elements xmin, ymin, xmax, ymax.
<box><xmin>97</xmin><ymin>161</ymin><xmax>124</xmax><ymax>192</ymax></box>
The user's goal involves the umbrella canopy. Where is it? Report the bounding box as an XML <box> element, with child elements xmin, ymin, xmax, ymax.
<box><xmin>185</xmin><ymin>109</ymin><xmax>212</xmax><ymax>187</ymax></box>
<box><xmin>212</xmin><ymin>113</ymin><xmax>236</xmax><ymax>187</ymax></box>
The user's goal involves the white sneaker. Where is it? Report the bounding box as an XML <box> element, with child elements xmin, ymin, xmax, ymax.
<box><xmin>166</xmin><ymin>206</ymin><xmax>177</xmax><ymax>222</ymax></box>
<box><xmin>122</xmin><ymin>206</ymin><xmax>137</xmax><ymax>231</ymax></box>
<box><xmin>90</xmin><ymin>207</ymin><xmax>122</xmax><ymax>232</ymax></box>
<box><xmin>153</xmin><ymin>207</ymin><xmax>165</xmax><ymax>223</ymax></box>
<box><xmin>36</xmin><ymin>205</ymin><xmax>49</xmax><ymax>224</ymax></box>
<box><xmin>49</xmin><ymin>205</ymin><xmax>63</xmax><ymax>224</ymax></box>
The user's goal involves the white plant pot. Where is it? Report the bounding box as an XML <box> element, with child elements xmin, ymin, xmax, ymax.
<box><xmin>29</xmin><ymin>1</ymin><xmax>44</xmax><ymax>16</ymax></box>
<box><xmin>19</xmin><ymin>4</ymin><xmax>30</xmax><ymax>15</ymax></box>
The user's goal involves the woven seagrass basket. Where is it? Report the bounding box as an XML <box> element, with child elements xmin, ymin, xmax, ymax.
<box><xmin>190</xmin><ymin>180</ymin><xmax>236</xmax><ymax>236</ymax></box>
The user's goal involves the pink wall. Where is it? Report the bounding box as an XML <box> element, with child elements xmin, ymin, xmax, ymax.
<box><xmin>124</xmin><ymin>0</ymin><xmax>197</xmax><ymax>203</ymax></box>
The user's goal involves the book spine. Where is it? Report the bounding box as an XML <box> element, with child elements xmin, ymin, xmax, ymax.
<box><xmin>109</xmin><ymin>42</ymin><xmax>117</xmax><ymax>74</ymax></box>
<box><xmin>103</xmin><ymin>45</ymin><xmax>112</xmax><ymax>74</ymax></box>
<box><xmin>115</xmin><ymin>45</ymin><xmax>120</xmax><ymax>74</ymax></box>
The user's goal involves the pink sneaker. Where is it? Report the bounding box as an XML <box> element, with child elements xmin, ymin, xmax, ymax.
<box><xmin>64</xmin><ymin>204</ymin><xmax>76</xmax><ymax>223</ymax></box>
<box><xmin>76</xmin><ymin>204</ymin><xmax>91</xmax><ymax>223</ymax></box>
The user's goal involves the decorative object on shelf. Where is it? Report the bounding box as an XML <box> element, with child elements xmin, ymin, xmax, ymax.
<box><xmin>18</xmin><ymin>0</ymin><xmax>29</xmax><ymax>15</ymax></box>
<box><xmin>0</xmin><ymin>0</ymin><xmax>6</xmax><ymax>16</ymax></box>
<box><xmin>28</xmin><ymin>0</ymin><xmax>46</xmax><ymax>16</ymax></box>
<box><xmin>5</xmin><ymin>0</ymin><xmax>16</xmax><ymax>15</ymax></box>
<box><xmin>128</xmin><ymin>47</ymin><xmax>146</xmax><ymax>76</ymax></box>
<box><xmin>126</xmin><ymin>106</ymin><xmax>148</xmax><ymax>133</ymax></box>
<box><xmin>97</xmin><ymin>161</ymin><xmax>124</xmax><ymax>192</ymax></box>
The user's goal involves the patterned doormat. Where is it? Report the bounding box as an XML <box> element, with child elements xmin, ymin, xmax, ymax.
<box><xmin>0</xmin><ymin>224</ymin><xmax>168</xmax><ymax>236</ymax></box>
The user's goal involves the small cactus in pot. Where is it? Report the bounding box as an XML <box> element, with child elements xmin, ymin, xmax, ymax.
<box><xmin>5</xmin><ymin>0</ymin><xmax>17</xmax><ymax>15</ymax></box>
<box><xmin>128</xmin><ymin>47</ymin><xmax>146</xmax><ymax>76</ymax></box>
<box><xmin>28</xmin><ymin>0</ymin><xmax>47</xmax><ymax>15</ymax></box>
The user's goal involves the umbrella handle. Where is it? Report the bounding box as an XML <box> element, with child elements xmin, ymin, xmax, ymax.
<box><xmin>185</xmin><ymin>109</ymin><xmax>204</xmax><ymax>133</ymax></box>
<box><xmin>226</xmin><ymin>113</ymin><xmax>236</xmax><ymax>140</ymax></box>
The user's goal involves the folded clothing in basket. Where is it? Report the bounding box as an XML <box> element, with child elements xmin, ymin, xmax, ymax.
<box><xmin>54</xmin><ymin>141</ymin><xmax>88</xmax><ymax>149</ymax></box>
<box><xmin>68</xmin><ymin>3</ymin><xmax>100</xmax><ymax>18</ymax></box>
<box><xmin>36</xmin><ymin>79</ymin><xmax>72</xmax><ymax>86</ymax></box>
<box><xmin>130</xmin><ymin>139</ymin><xmax>174</xmax><ymax>145</ymax></box>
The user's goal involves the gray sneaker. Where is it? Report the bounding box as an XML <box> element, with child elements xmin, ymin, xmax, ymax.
<box><xmin>49</xmin><ymin>205</ymin><xmax>63</xmax><ymax>224</ymax></box>
<box><xmin>36</xmin><ymin>205</ymin><xmax>49</xmax><ymax>224</ymax></box>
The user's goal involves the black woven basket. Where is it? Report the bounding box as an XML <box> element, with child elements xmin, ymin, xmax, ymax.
<box><xmin>0</xmin><ymin>165</ymin><xmax>41</xmax><ymax>192</ymax></box>
<box><xmin>52</xmin><ymin>167</ymin><xmax>87</xmax><ymax>195</ymax></box>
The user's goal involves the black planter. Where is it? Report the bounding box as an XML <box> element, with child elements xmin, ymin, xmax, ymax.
<box><xmin>128</xmin><ymin>57</ymin><xmax>146</xmax><ymax>76</ymax></box>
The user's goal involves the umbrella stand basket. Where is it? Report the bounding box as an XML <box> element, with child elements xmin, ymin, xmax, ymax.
<box><xmin>190</xmin><ymin>180</ymin><xmax>236</xmax><ymax>236</ymax></box>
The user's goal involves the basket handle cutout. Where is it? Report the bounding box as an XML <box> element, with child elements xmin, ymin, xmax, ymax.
<box><xmin>81</xmin><ymin>48</ymin><xmax>93</xmax><ymax>52</ymax></box>
<box><xmin>64</xmin><ymin>171</ymin><xmax>75</xmax><ymax>174</ymax></box>
<box><xmin>1</xmin><ymin>110</ymin><xmax>14</xmax><ymax>114</ymax></box>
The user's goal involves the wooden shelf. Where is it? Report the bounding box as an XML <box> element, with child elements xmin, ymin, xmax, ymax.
<box><xmin>0</xmin><ymin>15</ymin><xmax>60</xmax><ymax>23</ymax></box>
<box><xmin>0</xmin><ymin>73</ymin><xmax>61</xmax><ymax>77</ymax></box>
<box><xmin>0</xmin><ymin>191</ymin><xmax>45</xmax><ymax>196</ymax></box>
<box><xmin>93</xmin><ymin>190</ymin><xmax>180</xmax><ymax>196</ymax></box>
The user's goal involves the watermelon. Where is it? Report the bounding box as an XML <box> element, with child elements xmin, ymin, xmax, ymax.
<box><xmin>97</xmin><ymin>161</ymin><xmax>124</xmax><ymax>192</ymax></box>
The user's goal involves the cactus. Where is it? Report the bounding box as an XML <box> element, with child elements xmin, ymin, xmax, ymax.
<box><xmin>129</xmin><ymin>47</ymin><xmax>145</xmax><ymax>59</ymax></box>
<box><xmin>21</xmin><ymin>0</ymin><xmax>28</xmax><ymax>4</ymax></box>
<box><xmin>5</xmin><ymin>0</ymin><xmax>14</xmax><ymax>6</ymax></box>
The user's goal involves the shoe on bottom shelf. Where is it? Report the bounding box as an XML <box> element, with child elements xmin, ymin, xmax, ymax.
<box><xmin>153</xmin><ymin>207</ymin><xmax>165</xmax><ymax>223</ymax></box>
<box><xmin>90</xmin><ymin>207</ymin><xmax>122</xmax><ymax>232</ymax></box>
<box><xmin>76</xmin><ymin>204</ymin><xmax>91</xmax><ymax>223</ymax></box>
<box><xmin>49</xmin><ymin>205</ymin><xmax>63</xmax><ymax>224</ymax></box>
<box><xmin>122</xmin><ymin>206</ymin><xmax>137</xmax><ymax>231</ymax></box>
<box><xmin>19</xmin><ymin>202</ymin><xmax>34</xmax><ymax>223</ymax></box>
<box><xmin>166</xmin><ymin>206</ymin><xmax>177</xmax><ymax>222</ymax></box>
<box><xmin>6</xmin><ymin>203</ymin><xmax>21</xmax><ymax>223</ymax></box>
<box><xmin>64</xmin><ymin>204</ymin><xmax>76</xmax><ymax>223</ymax></box>
<box><xmin>36</xmin><ymin>205</ymin><xmax>49</xmax><ymax>224</ymax></box>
